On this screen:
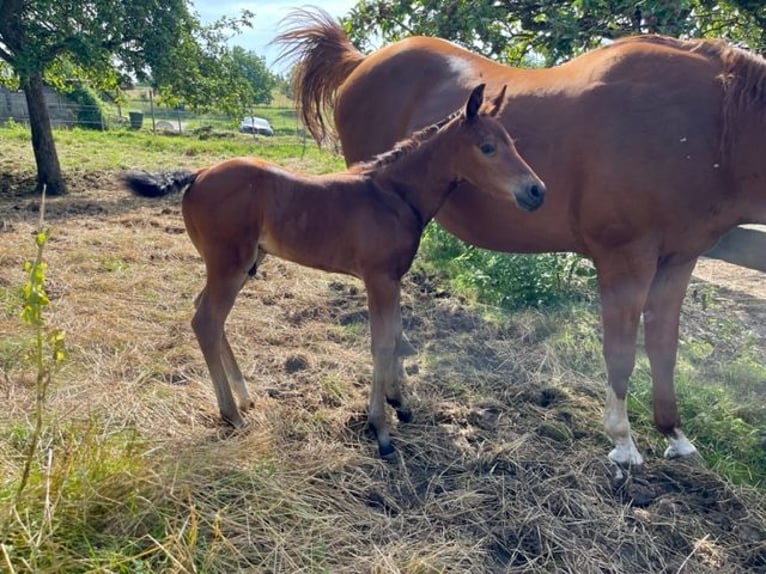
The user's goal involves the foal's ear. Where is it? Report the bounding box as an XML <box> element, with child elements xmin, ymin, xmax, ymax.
<box><xmin>489</xmin><ymin>85</ymin><xmax>507</xmax><ymax>117</ymax></box>
<box><xmin>465</xmin><ymin>83</ymin><xmax>486</xmax><ymax>120</ymax></box>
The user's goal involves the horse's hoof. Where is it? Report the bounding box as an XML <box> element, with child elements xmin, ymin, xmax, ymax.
<box><xmin>608</xmin><ymin>445</ymin><xmax>645</xmax><ymax>468</ymax></box>
<box><xmin>378</xmin><ymin>441</ymin><xmax>396</xmax><ymax>459</ymax></box>
<box><xmin>395</xmin><ymin>407</ymin><xmax>413</xmax><ymax>423</ymax></box>
<box><xmin>663</xmin><ymin>434</ymin><xmax>698</xmax><ymax>459</ymax></box>
<box><xmin>238</xmin><ymin>398</ymin><xmax>256</xmax><ymax>412</ymax></box>
<box><xmin>222</xmin><ymin>413</ymin><xmax>247</xmax><ymax>429</ymax></box>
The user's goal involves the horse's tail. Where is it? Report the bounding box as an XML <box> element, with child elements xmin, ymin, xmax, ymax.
<box><xmin>121</xmin><ymin>169</ymin><xmax>198</xmax><ymax>198</ymax></box>
<box><xmin>273</xmin><ymin>7</ymin><xmax>365</xmax><ymax>146</ymax></box>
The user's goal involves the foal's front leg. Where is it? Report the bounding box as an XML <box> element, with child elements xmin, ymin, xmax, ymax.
<box><xmin>365</xmin><ymin>275</ymin><xmax>403</xmax><ymax>457</ymax></box>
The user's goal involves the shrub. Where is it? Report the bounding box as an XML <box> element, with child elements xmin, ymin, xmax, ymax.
<box><xmin>418</xmin><ymin>223</ymin><xmax>596</xmax><ymax>309</ymax></box>
<box><xmin>66</xmin><ymin>83</ymin><xmax>108</xmax><ymax>130</ymax></box>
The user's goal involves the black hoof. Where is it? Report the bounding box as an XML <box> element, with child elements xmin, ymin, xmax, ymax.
<box><xmin>378</xmin><ymin>441</ymin><xmax>396</xmax><ymax>459</ymax></box>
<box><xmin>222</xmin><ymin>413</ymin><xmax>246</xmax><ymax>430</ymax></box>
<box><xmin>396</xmin><ymin>408</ymin><xmax>413</xmax><ymax>423</ymax></box>
<box><xmin>386</xmin><ymin>397</ymin><xmax>412</xmax><ymax>423</ymax></box>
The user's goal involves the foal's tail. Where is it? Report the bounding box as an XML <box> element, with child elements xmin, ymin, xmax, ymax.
<box><xmin>272</xmin><ymin>7</ymin><xmax>365</xmax><ymax>146</ymax></box>
<box><xmin>121</xmin><ymin>169</ymin><xmax>198</xmax><ymax>198</ymax></box>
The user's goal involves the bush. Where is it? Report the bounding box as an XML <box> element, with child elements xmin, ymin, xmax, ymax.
<box><xmin>418</xmin><ymin>224</ymin><xmax>596</xmax><ymax>309</ymax></box>
<box><xmin>66</xmin><ymin>84</ymin><xmax>108</xmax><ymax>130</ymax></box>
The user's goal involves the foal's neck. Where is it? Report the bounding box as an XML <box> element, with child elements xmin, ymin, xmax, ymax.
<box><xmin>371</xmin><ymin>132</ymin><xmax>460</xmax><ymax>225</ymax></box>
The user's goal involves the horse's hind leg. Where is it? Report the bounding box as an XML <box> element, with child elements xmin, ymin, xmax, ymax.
<box><xmin>192</xmin><ymin>266</ymin><xmax>248</xmax><ymax>428</ymax></box>
<box><xmin>221</xmin><ymin>335</ymin><xmax>255</xmax><ymax>411</ymax></box>
<box><xmin>365</xmin><ymin>275</ymin><xmax>402</xmax><ymax>457</ymax></box>
<box><xmin>643</xmin><ymin>257</ymin><xmax>698</xmax><ymax>459</ymax></box>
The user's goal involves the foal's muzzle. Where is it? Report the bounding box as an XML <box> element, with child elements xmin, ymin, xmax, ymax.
<box><xmin>515</xmin><ymin>177</ymin><xmax>546</xmax><ymax>211</ymax></box>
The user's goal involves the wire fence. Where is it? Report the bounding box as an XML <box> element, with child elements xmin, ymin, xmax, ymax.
<box><xmin>1</xmin><ymin>98</ymin><xmax>306</xmax><ymax>139</ymax></box>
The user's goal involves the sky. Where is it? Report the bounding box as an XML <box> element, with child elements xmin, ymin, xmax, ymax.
<box><xmin>192</xmin><ymin>1</ymin><xmax>358</xmax><ymax>72</ymax></box>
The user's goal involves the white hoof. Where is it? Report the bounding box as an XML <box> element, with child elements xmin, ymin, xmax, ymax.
<box><xmin>608</xmin><ymin>439</ymin><xmax>645</xmax><ymax>467</ymax></box>
<box><xmin>664</xmin><ymin>431</ymin><xmax>698</xmax><ymax>459</ymax></box>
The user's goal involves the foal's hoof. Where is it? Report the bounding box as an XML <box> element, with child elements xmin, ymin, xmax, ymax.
<box><xmin>378</xmin><ymin>441</ymin><xmax>396</xmax><ymax>459</ymax></box>
<box><xmin>222</xmin><ymin>413</ymin><xmax>247</xmax><ymax>430</ymax></box>
<box><xmin>238</xmin><ymin>398</ymin><xmax>256</xmax><ymax>412</ymax></box>
<box><xmin>395</xmin><ymin>407</ymin><xmax>413</xmax><ymax>423</ymax></box>
<box><xmin>386</xmin><ymin>398</ymin><xmax>412</xmax><ymax>423</ymax></box>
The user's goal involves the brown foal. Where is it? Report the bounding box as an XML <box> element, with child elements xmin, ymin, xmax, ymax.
<box><xmin>122</xmin><ymin>84</ymin><xmax>545</xmax><ymax>456</ymax></box>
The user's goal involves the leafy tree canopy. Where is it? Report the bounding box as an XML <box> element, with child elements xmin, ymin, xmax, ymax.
<box><xmin>0</xmin><ymin>0</ymin><xmax>265</xmax><ymax>114</ymax></box>
<box><xmin>345</xmin><ymin>1</ymin><xmax>766</xmax><ymax>65</ymax></box>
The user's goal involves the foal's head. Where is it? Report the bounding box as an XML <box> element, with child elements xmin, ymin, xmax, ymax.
<box><xmin>448</xmin><ymin>84</ymin><xmax>545</xmax><ymax>211</ymax></box>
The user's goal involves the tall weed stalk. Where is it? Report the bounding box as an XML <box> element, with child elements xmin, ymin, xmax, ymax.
<box><xmin>16</xmin><ymin>189</ymin><xmax>66</xmax><ymax>499</ymax></box>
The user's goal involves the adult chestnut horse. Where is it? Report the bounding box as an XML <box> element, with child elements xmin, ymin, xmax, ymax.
<box><xmin>275</xmin><ymin>9</ymin><xmax>766</xmax><ymax>466</ymax></box>
<box><xmin>122</xmin><ymin>85</ymin><xmax>545</xmax><ymax>457</ymax></box>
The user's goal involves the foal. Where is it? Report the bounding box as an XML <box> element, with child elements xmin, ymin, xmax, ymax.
<box><xmin>122</xmin><ymin>84</ymin><xmax>545</xmax><ymax>456</ymax></box>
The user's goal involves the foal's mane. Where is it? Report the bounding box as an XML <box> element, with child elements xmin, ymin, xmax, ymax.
<box><xmin>348</xmin><ymin>93</ymin><xmax>503</xmax><ymax>175</ymax></box>
<box><xmin>349</xmin><ymin>111</ymin><xmax>459</xmax><ymax>176</ymax></box>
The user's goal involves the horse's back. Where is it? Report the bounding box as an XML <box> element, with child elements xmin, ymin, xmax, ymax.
<box><xmin>335</xmin><ymin>34</ymin><xmax>761</xmax><ymax>254</ymax></box>
<box><xmin>337</xmin><ymin>37</ymin><xmax>507</xmax><ymax>164</ymax></box>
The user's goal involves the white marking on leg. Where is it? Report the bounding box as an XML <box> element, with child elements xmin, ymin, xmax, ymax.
<box><xmin>604</xmin><ymin>387</ymin><xmax>644</xmax><ymax>466</ymax></box>
<box><xmin>664</xmin><ymin>429</ymin><xmax>698</xmax><ymax>458</ymax></box>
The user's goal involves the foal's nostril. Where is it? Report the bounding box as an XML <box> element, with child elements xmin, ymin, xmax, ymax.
<box><xmin>525</xmin><ymin>181</ymin><xmax>545</xmax><ymax>209</ymax></box>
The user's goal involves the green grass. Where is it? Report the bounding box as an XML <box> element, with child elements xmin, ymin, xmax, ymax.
<box><xmin>0</xmin><ymin>120</ymin><xmax>345</xmax><ymax>176</ymax></box>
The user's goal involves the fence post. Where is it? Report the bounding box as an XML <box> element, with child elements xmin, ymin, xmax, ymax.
<box><xmin>149</xmin><ymin>89</ymin><xmax>156</xmax><ymax>134</ymax></box>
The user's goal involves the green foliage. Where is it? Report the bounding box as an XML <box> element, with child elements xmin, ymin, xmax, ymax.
<box><xmin>230</xmin><ymin>47</ymin><xmax>278</xmax><ymax>107</ymax></box>
<box><xmin>65</xmin><ymin>83</ymin><xmax>108</xmax><ymax>130</ymax></box>
<box><xmin>346</xmin><ymin>1</ymin><xmax>766</xmax><ymax>64</ymax></box>
<box><xmin>1</xmin><ymin>420</ymin><xmax>168</xmax><ymax>573</ymax></box>
<box><xmin>16</xmin><ymin>202</ymin><xmax>66</xmax><ymax>499</ymax></box>
<box><xmin>418</xmin><ymin>223</ymin><xmax>596</xmax><ymax>309</ymax></box>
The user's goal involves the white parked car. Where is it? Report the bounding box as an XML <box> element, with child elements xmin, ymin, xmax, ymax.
<box><xmin>239</xmin><ymin>116</ymin><xmax>274</xmax><ymax>136</ymax></box>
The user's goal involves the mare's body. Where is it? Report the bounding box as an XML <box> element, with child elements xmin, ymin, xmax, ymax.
<box><xmin>276</xmin><ymin>9</ymin><xmax>766</xmax><ymax>464</ymax></box>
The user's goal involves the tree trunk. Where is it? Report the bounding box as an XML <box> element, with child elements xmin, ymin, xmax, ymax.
<box><xmin>22</xmin><ymin>72</ymin><xmax>66</xmax><ymax>195</ymax></box>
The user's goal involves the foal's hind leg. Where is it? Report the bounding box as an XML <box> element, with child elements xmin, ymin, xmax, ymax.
<box><xmin>221</xmin><ymin>336</ymin><xmax>255</xmax><ymax>411</ymax></box>
<box><xmin>192</xmin><ymin>266</ymin><xmax>249</xmax><ymax>428</ymax></box>
<box><xmin>643</xmin><ymin>257</ymin><xmax>698</xmax><ymax>459</ymax></box>
<box><xmin>195</xmin><ymin>288</ymin><xmax>254</xmax><ymax>411</ymax></box>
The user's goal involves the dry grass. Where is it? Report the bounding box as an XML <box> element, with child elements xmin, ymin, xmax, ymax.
<box><xmin>0</xmin><ymin>168</ymin><xmax>765</xmax><ymax>572</ymax></box>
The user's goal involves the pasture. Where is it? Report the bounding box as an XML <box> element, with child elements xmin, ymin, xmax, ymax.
<box><xmin>0</xmin><ymin>123</ymin><xmax>765</xmax><ymax>572</ymax></box>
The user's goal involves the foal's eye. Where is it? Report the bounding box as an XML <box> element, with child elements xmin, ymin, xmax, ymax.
<box><xmin>479</xmin><ymin>142</ymin><xmax>496</xmax><ymax>155</ymax></box>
